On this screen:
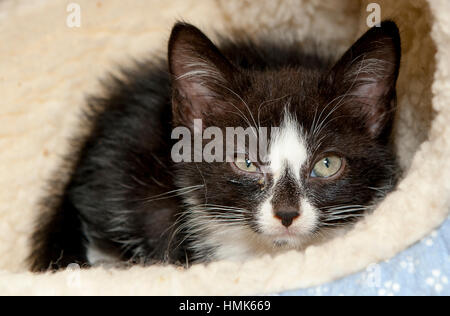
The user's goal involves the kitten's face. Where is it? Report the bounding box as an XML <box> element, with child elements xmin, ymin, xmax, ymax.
<box><xmin>168</xmin><ymin>22</ymin><xmax>400</xmax><ymax>258</ymax></box>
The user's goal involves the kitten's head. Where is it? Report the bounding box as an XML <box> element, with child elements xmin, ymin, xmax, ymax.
<box><xmin>168</xmin><ymin>22</ymin><xmax>400</xmax><ymax>258</ymax></box>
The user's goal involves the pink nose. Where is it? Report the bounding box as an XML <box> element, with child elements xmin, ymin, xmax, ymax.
<box><xmin>274</xmin><ymin>211</ymin><xmax>300</xmax><ymax>227</ymax></box>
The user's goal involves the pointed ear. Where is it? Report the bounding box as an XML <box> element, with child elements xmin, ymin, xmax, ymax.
<box><xmin>329</xmin><ymin>21</ymin><xmax>401</xmax><ymax>139</ymax></box>
<box><xmin>168</xmin><ymin>22</ymin><xmax>237</xmax><ymax>127</ymax></box>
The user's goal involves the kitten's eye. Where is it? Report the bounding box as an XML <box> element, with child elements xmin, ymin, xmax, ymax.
<box><xmin>234</xmin><ymin>158</ymin><xmax>259</xmax><ymax>173</ymax></box>
<box><xmin>311</xmin><ymin>155</ymin><xmax>343</xmax><ymax>178</ymax></box>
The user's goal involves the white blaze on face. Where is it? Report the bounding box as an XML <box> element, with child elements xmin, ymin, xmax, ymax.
<box><xmin>257</xmin><ymin>113</ymin><xmax>319</xmax><ymax>246</ymax></box>
<box><xmin>269</xmin><ymin>114</ymin><xmax>307</xmax><ymax>181</ymax></box>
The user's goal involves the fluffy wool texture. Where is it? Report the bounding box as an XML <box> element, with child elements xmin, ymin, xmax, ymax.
<box><xmin>0</xmin><ymin>0</ymin><xmax>448</xmax><ymax>295</ymax></box>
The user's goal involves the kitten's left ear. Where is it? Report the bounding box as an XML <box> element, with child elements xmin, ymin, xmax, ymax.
<box><xmin>168</xmin><ymin>22</ymin><xmax>237</xmax><ymax>127</ymax></box>
<box><xmin>329</xmin><ymin>21</ymin><xmax>401</xmax><ymax>139</ymax></box>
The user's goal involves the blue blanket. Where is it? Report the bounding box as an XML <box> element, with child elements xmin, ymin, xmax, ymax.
<box><xmin>278</xmin><ymin>215</ymin><xmax>450</xmax><ymax>296</ymax></box>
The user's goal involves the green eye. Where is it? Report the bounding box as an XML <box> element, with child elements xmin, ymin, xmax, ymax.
<box><xmin>311</xmin><ymin>155</ymin><xmax>343</xmax><ymax>178</ymax></box>
<box><xmin>234</xmin><ymin>158</ymin><xmax>259</xmax><ymax>173</ymax></box>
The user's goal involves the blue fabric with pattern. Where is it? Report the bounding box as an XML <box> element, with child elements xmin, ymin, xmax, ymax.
<box><xmin>278</xmin><ymin>215</ymin><xmax>450</xmax><ymax>296</ymax></box>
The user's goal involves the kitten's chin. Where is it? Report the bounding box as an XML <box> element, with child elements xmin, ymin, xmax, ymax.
<box><xmin>264</xmin><ymin>231</ymin><xmax>317</xmax><ymax>249</ymax></box>
<box><xmin>267</xmin><ymin>225</ymin><xmax>352</xmax><ymax>251</ymax></box>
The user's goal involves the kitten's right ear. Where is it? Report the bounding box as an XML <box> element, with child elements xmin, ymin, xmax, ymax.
<box><xmin>329</xmin><ymin>21</ymin><xmax>401</xmax><ymax>140</ymax></box>
<box><xmin>168</xmin><ymin>22</ymin><xmax>237</xmax><ymax>127</ymax></box>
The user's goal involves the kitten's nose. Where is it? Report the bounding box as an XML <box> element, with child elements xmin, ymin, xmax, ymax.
<box><xmin>274</xmin><ymin>210</ymin><xmax>300</xmax><ymax>227</ymax></box>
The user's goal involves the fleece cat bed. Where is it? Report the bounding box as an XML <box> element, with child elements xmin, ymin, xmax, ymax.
<box><xmin>0</xmin><ymin>0</ymin><xmax>449</xmax><ymax>295</ymax></box>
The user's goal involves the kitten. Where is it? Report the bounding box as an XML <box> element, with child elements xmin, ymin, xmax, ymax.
<box><xmin>29</xmin><ymin>21</ymin><xmax>401</xmax><ymax>271</ymax></box>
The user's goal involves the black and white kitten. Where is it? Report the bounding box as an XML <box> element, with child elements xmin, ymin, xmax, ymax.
<box><xmin>29</xmin><ymin>21</ymin><xmax>401</xmax><ymax>271</ymax></box>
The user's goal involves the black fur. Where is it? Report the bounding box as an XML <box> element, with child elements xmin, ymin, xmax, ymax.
<box><xmin>29</xmin><ymin>21</ymin><xmax>401</xmax><ymax>271</ymax></box>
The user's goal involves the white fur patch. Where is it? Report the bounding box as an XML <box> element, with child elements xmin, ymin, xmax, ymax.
<box><xmin>257</xmin><ymin>197</ymin><xmax>319</xmax><ymax>247</ymax></box>
<box><xmin>255</xmin><ymin>113</ymin><xmax>319</xmax><ymax>247</ymax></box>
<box><xmin>193</xmin><ymin>199</ymin><xmax>320</xmax><ymax>262</ymax></box>
<box><xmin>195</xmin><ymin>225</ymin><xmax>295</xmax><ymax>261</ymax></box>
<box><xmin>268</xmin><ymin>114</ymin><xmax>308</xmax><ymax>181</ymax></box>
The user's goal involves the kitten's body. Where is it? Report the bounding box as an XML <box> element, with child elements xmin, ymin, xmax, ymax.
<box><xmin>29</xmin><ymin>22</ymin><xmax>400</xmax><ymax>271</ymax></box>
